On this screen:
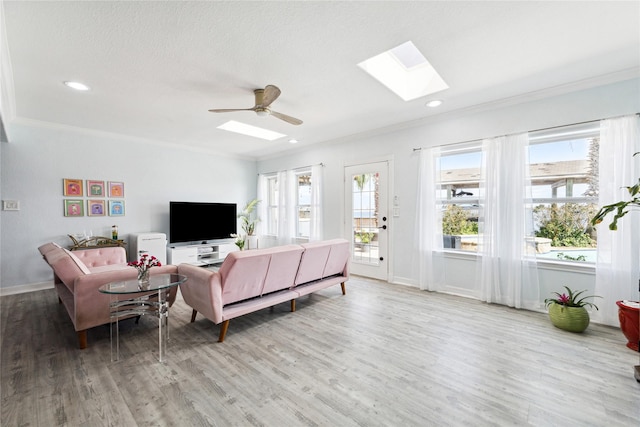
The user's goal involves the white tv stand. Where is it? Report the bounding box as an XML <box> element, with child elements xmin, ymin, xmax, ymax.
<box><xmin>167</xmin><ymin>242</ymin><xmax>237</xmax><ymax>267</ymax></box>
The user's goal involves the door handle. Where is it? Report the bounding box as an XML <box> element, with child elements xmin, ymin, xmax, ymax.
<box><xmin>378</xmin><ymin>225</ymin><xmax>387</xmax><ymax>230</ymax></box>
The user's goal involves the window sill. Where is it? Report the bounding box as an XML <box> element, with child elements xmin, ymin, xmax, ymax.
<box><xmin>534</xmin><ymin>258</ymin><xmax>595</xmax><ymax>274</ymax></box>
<box><xmin>439</xmin><ymin>250</ymin><xmax>596</xmax><ymax>274</ymax></box>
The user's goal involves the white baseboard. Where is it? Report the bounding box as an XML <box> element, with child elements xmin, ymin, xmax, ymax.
<box><xmin>0</xmin><ymin>281</ymin><xmax>54</xmax><ymax>296</ymax></box>
<box><xmin>391</xmin><ymin>276</ymin><xmax>419</xmax><ymax>288</ymax></box>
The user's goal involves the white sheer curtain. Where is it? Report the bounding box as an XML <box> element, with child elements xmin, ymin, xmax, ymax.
<box><xmin>415</xmin><ymin>147</ymin><xmax>445</xmax><ymax>291</ymax></box>
<box><xmin>276</xmin><ymin>170</ymin><xmax>297</xmax><ymax>244</ymax></box>
<box><xmin>309</xmin><ymin>164</ymin><xmax>324</xmax><ymax>241</ymax></box>
<box><xmin>256</xmin><ymin>174</ymin><xmax>268</xmax><ymax>237</ymax></box>
<box><xmin>593</xmin><ymin>115</ymin><xmax>640</xmax><ymax>326</ymax></box>
<box><xmin>478</xmin><ymin>133</ymin><xmax>539</xmax><ymax>309</ymax></box>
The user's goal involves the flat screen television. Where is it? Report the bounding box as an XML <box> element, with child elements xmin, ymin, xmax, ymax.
<box><xmin>169</xmin><ymin>201</ymin><xmax>237</xmax><ymax>244</ymax></box>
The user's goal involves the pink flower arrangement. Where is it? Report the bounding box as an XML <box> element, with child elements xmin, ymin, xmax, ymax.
<box><xmin>128</xmin><ymin>253</ymin><xmax>162</xmax><ymax>275</ymax></box>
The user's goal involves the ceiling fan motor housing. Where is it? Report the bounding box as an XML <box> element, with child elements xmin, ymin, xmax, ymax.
<box><xmin>254</xmin><ymin>88</ymin><xmax>266</xmax><ymax>106</ymax></box>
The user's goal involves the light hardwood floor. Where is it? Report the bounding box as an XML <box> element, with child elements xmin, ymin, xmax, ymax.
<box><xmin>1</xmin><ymin>276</ymin><xmax>638</xmax><ymax>426</ymax></box>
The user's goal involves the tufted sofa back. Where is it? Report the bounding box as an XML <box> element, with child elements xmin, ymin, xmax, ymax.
<box><xmin>38</xmin><ymin>244</ymin><xmax>128</xmax><ymax>292</ymax></box>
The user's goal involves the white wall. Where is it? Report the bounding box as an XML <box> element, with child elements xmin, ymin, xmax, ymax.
<box><xmin>3</xmin><ymin>78</ymin><xmax>637</xmax><ymax>321</ymax></box>
<box><xmin>1</xmin><ymin>121</ymin><xmax>256</xmax><ymax>291</ymax></box>
<box><xmin>257</xmin><ymin>78</ymin><xmax>639</xmax><ymax>321</ymax></box>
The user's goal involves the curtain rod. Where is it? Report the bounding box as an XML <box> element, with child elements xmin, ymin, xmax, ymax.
<box><xmin>412</xmin><ymin>112</ymin><xmax>640</xmax><ymax>152</ymax></box>
<box><xmin>259</xmin><ymin>162</ymin><xmax>324</xmax><ymax>176</ymax></box>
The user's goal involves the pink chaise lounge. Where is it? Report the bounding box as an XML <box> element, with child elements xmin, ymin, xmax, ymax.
<box><xmin>38</xmin><ymin>242</ymin><xmax>177</xmax><ymax>349</ymax></box>
<box><xmin>178</xmin><ymin>239</ymin><xmax>350</xmax><ymax>342</ymax></box>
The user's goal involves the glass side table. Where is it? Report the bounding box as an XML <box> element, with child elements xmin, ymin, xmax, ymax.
<box><xmin>99</xmin><ymin>273</ymin><xmax>187</xmax><ymax>363</ymax></box>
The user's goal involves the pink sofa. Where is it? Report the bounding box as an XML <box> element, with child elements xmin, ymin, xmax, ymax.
<box><xmin>38</xmin><ymin>242</ymin><xmax>177</xmax><ymax>349</ymax></box>
<box><xmin>178</xmin><ymin>239</ymin><xmax>350</xmax><ymax>342</ymax></box>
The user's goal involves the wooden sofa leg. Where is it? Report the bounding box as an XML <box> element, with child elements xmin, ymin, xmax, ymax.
<box><xmin>341</xmin><ymin>282</ymin><xmax>346</xmax><ymax>295</ymax></box>
<box><xmin>78</xmin><ymin>330</ymin><xmax>88</xmax><ymax>349</ymax></box>
<box><xmin>291</xmin><ymin>299</ymin><xmax>296</xmax><ymax>312</ymax></box>
<box><xmin>218</xmin><ymin>320</ymin><xmax>230</xmax><ymax>343</ymax></box>
<box><xmin>190</xmin><ymin>309</ymin><xmax>198</xmax><ymax>323</ymax></box>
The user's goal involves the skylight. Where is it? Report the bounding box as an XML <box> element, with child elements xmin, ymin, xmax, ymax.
<box><xmin>358</xmin><ymin>41</ymin><xmax>448</xmax><ymax>101</ymax></box>
<box><xmin>217</xmin><ymin>120</ymin><xmax>286</xmax><ymax>141</ymax></box>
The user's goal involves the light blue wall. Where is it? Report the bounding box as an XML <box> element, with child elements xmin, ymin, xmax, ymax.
<box><xmin>0</xmin><ymin>121</ymin><xmax>256</xmax><ymax>290</ymax></box>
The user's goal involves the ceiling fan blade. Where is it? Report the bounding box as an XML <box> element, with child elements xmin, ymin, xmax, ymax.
<box><xmin>261</xmin><ymin>85</ymin><xmax>281</xmax><ymax>108</ymax></box>
<box><xmin>270</xmin><ymin>110</ymin><xmax>303</xmax><ymax>125</ymax></box>
<box><xmin>208</xmin><ymin>108</ymin><xmax>255</xmax><ymax>113</ymax></box>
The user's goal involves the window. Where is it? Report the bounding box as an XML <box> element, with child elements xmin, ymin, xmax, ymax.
<box><xmin>261</xmin><ymin>169</ymin><xmax>318</xmax><ymax>240</ymax></box>
<box><xmin>296</xmin><ymin>171</ymin><xmax>312</xmax><ymax>238</ymax></box>
<box><xmin>433</xmin><ymin>123</ymin><xmax>600</xmax><ymax>263</ymax></box>
<box><xmin>436</xmin><ymin>144</ymin><xmax>482</xmax><ymax>252</ymax></box>
<box><xmin>265</xmin><ymin>175</ymin><xmax>278</xmax><ymax>236</ymax></box>
<box><xmin>528</xmin><ymin>125</ymin><xmax>599</xmax><ymax>262</ymax></box>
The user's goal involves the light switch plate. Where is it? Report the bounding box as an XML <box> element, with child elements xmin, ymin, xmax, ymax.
<box><xmin>2</xmin><ymin>200</ymin><xmax>20</xmax><ymax>211</ymax></box>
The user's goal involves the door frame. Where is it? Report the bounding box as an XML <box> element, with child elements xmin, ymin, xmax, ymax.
<box><xmin>343</xmin><ymin>156</ymin><xmax>394</xmax><ymax>282</ymax></box>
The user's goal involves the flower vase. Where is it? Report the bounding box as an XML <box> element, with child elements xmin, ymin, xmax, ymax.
<box><xmin>137</xmin><ymin>269</ymin><xmax>150</xmax><ymax>289</ymax></box>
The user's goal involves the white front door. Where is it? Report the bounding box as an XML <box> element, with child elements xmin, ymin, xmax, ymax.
<box><xmin>344</xmin><ymin>161</ymin><xmax>389</xmax><ymax>280</ymax></box>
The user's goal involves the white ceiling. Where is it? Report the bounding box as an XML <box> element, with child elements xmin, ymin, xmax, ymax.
<box><xmin>1</xmin><ymin>1</ymin><xmax>639</xmax><ymax>159</ymax></box>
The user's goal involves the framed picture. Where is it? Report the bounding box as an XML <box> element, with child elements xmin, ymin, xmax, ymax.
<box><xmin>86</xmin><ymin>180</ymin><xmax>105</xmax><ymax>197</ymax></box>
<box><xmin>108</xmin><ymin>181</ymin><xmax>124</xmax><ymax>198</ymax></box>
<box><xmin>64</xmin><ymin>199</ymin><xmax>84</xmax><ymax>217</ymax></box>
<box><xmin>87</xmin><ymin>199</ymin><xmax>106</xmax><ymax>216</ymax></box>
<box><xmin>109</xmin><ymin>200</ymin><xmax>125</xmax><ymax>216</ymax></box>
<box><xmin>63</xmin><ymin>179</ymin><xmax>84</xmax><ymax>197</ymax></box>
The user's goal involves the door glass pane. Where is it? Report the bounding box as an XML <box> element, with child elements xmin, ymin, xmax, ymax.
<box><xmin>352</xmin><ymin>172</ymin><xmax>379</xmax><ymax>265</ymax></box>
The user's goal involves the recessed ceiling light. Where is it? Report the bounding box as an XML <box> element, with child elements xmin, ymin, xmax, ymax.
<box><xmin>425</xmin><ymin>100</ymin><xmax>443</xmax><ymax>108</ymax></box>
<box><xmin>289</xmin><ymin>139</ymin><xmax>299</xmax><ymax>144</ymax></box>
<box><xmin>358</xmin><ymin>41</ymin><xmax>448</xmax><ymax>101</ymax></box>
<box><xmin>217</xmin><ymin>120</ymin><xmax>286</xmax><ymax>141</ymax></box>
<box><xmin>63</xmin><ymin>81</ymin><xmax>90</xmax><ymax>91</ymax></box>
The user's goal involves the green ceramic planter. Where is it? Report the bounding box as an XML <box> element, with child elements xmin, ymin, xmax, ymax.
<box><xmin>548</xmin><ymin>303</ymin><xmax>590</xmax><ymax>333</ymax></box>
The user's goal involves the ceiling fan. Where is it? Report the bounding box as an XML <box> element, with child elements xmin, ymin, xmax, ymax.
<box><xmin>208</xmin><ymin>85</ymin><xmax>303</xmax><ymax>125</ymax></box>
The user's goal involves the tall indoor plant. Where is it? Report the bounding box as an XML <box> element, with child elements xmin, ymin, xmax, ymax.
<box><xmin>591</xmin><ymin>151</ymin><xmax>639</xmax><ymax>381</ymax></box>
<box><xmin>239</xmin><ymin>199</ymin><xmax>260</xmax><ymax>249</ymax></box>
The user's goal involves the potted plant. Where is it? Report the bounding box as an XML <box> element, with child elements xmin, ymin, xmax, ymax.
<box><xmin>544</xmin><ymin>286</ymin><xmax>600</xmax><ymax>333</ymax></box>
<box><xmin>230</xmin><ymin>233</ymin><xmax>245</xmax><ymax>251</ymax></box>
<box><xmin>590</xmin><ymin>151</ymin><xmax>639</xmax><ymax>380</ymax></box>
<box><xmin>238</xmin><ymin>199</ymin><xmax>260</xmax><ymax>249</ymax></box>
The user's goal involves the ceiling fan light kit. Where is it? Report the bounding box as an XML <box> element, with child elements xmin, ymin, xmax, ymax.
<box><xmin>64</xmin><ymin>81</ymin><xmax>90</xmax><ymax>91</ymax></box>
<box><xmin>209</xmin><ymin>85</ymin><xmax>303</xmax><ymax>125</ymax></box>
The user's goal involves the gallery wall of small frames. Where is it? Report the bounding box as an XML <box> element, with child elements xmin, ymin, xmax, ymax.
<box><xmin>62</xmin><ymin>179</ymin><xmax>125</xmax><ymax>217</ymax></box>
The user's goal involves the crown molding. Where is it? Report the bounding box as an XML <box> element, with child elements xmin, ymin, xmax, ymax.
<box><xmin>258</xmin><ymin>68</ymin><xmax>640</xmax><ymax>162</ymax></box>
<box><xmin>10</xmin><ymin>117</ymin><xmax>257</xmax><ymax>162</ymax></box>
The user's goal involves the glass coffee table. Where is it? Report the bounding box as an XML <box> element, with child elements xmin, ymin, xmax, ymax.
<box><xmin>99</xmin><ymin>273</ymin><xmax>187</xmax><ymax>362</ymax></box>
